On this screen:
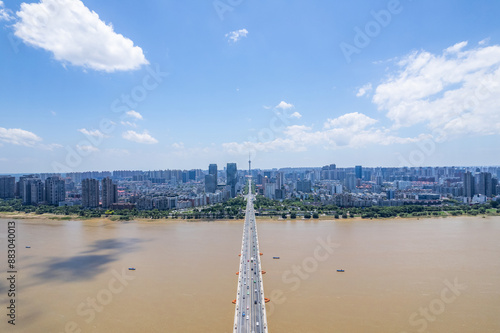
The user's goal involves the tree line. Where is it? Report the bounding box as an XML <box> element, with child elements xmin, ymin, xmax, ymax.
<box><xmin>1</xmin><ymin>196</ymin><xmax>498</xmax><ymax>221</ymax></box>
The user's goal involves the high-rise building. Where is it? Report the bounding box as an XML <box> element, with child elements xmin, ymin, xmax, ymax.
<box><xmin>205</xmin><ymin>174</ymin><xmax>217</xmax><ymax>193</ymax></box>
<box><xmin>30</xmin><ymin>180</ymin><xmax>45</xmax><ymax>205</ymax></box>
<box><xmin>345</xmin><ymin>173</ymin><xmax>356</xmax><ymax>191</ymax></box>
<box><xmin>45</xmin><ymin>176</ymin><xmax>65</xmax><ymax>205</ymax></box>
<box><xmin>463</xmin><ymin>171</ymin><xmax>474</xmax><ymax>198</ymax></box>
<box><xmin>296</xmin><ymin>180</ymin><xmax>312</xmax><ymax>193</ymax></box>
<box><xmin>209</xmin><ymin>164</ymin><xmax>217</xmax><ymax>179</ymax></box>
<box><xmin>102</xmin><ymin>177</ymin><xmax>118</xmax><ymax>208</ymax></box>
<box><xmin>275</xmin><ymin>189</ymin><xmax>285</xmax><ymax>200</ymax></box>
<box><xmin>82</xmin><ymin>178</ymin><xmax>100</xmax><ymax>208</ymax></box>
<box><xmin>492</xmin><ymin>177</ymin><xmax>498</xmax><ymax>196</ymax></box>
<box><xmin>205</xmin><ymin>164</ymin><xmax>218</xmax><ymax>193</ymax></box>
<box><xmin>0</xmin><ymin>176</ymin><xmax>15</xmax><ymax>199</ymax></box>
<box><xmin>477</xmin><ymin>172</ymin><xmax>493</xmax><ymax>197</ymax></box>
<box><xmin>276</xmin><ymin>172</ymin><xmax>284</xmax><ymax>189</ymax></box>
<box><xmin>355</xmin><ymin>165</ymin><xmax>363</xmax><ymax>179</ymax></box>
<box><xmin>17</xmin><ymin>175</ymin><xmax>37</xmax><ymax>199</ymax></box>
<box><xmin>227</xmin><ymin>163</ymin><xmax>238</xmax><ymax>198</ymax></box>
<box><xmin>21</xmin><ymin>178</ymin><xmax>44</xmax><ymax>205</ymax></box>
<box><xmin>264</xmin><ymin>183</ymin><xmax>277</xmax><ymax>199</ymax></box>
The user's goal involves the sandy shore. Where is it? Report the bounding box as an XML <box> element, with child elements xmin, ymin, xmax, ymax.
<box><xmin>0</xmin><ymin>211</ymin><xmax>245</xmax><ymax>223</ymax></box>
<box><xmin>1</xmin><ymin>210</ymin><xmax>496</xmax><ymax>223</ymax></box>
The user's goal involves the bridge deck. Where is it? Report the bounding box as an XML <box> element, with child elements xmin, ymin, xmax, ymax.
<box><xmin>233</xmin><ymin>179</ymin><xmax>268</xmax><ymax>332</ymax></box>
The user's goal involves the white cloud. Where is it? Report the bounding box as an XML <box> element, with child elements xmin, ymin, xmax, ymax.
<box><xmin>0</xmin><ymin>0</ymin><xmax>14</xmax><ymax>21</ymax></box>
<box><xmin>39</xmin><ymin>143</ymin><xmax>63</xmax><ymax>150</ymax></box>
<box><xmin>356</xmin><ymin>83</ymin><xmax>372</xmax><ymax>97</ymax></box>
<box><xmin>478</xmin><ymin>38</ymin><xmax>490</xmax><ymax>46</ymax></box>
<box><xmin>50</xmin><ymin>110</ymin><xmax>57</xmax><ymax>116</ymax></box>
<box><xmin>372</xmin><ymin>41</ymin><xmax>500</xmax><ymax>139</ymax></box>
<box><xmin>290</xmin><ymin>111</ymin><xmax>302</xmax><ymax>119</ymax></box>
<box><xmin>78</xmin><ymin>128</ymin><xmax>107</xmax><ymax>137</ymax></box>
<box><xmin>0</xmin><ymin>127</ymin><xmax>62</xmax><ymax>150</ymax></box>
<box><xmin>122</xmin><ymin>130</ymin><xmax>158</xmax><ymax>144</ymax></box>
<box><xmin>275</xmin><ymin>101</ymin><xmax>294</xmax><ymax>110</ymax></box>
<box><xmin>262</xmin><ymin>105</ymin><xmax>272</xmax><ymax>110</ymax></box>
<box><xmin>0</xmin><ymin>127</ymin><xmax>42</xmax><ymax>146</ymax></box>
<box><xmin>172</xmin><ymin>142</ymin><xmax>184</xmax><ymax>150</ymax></box>
<box><xmin>126</xmin><ymin>110</ymin><xmax>143</xmax><ymax>120</ymax></box>
<box><xmin>225</xmin><ymin>28</ymin><xmax>248</xmax><ymax>43</ymax></box>
<box><xmin>76</xmin><ymin>144</ymin><xmax>99</xmax><ymax>152</ymax></box>
<box><xmin>444</xmin><ymin>41</ymin><xmax>468</xmax><ymax>54</ymax></box>
<box><xmin>120</xmin><ymin>121</ymin><xmax>137</xmax><ymax>128</ymax></box>
<box><xmin>324</xmin><ymin>112</ymin><xmax>377</xmax><ymax>131</ymax></box>
<box><xmin>14</xmin><ymin>0</ymin><xmax>148</xmax><ymax>72</ymax></box>
<box><xmin>223</xmin><ymin>112</ymin><xmax>424</xmax><ymax>154</ymax></box>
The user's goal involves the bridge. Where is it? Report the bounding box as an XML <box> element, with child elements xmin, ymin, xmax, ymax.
<box><xmin>233</xmin><ymin>178</ymin><xmax>268</xmax><ymax>332</ymax></box>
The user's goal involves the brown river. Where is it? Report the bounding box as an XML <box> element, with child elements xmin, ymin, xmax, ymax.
<box><xmin>0</xmin><ymin>216</ymin><xmax>499</xmax><ymax>332</ymax></box>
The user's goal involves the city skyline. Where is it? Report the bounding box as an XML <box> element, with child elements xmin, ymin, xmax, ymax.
<box><xmin>1</xmin><ymin>163</ymin><xmax>499</xmax><ymax>209</ymax></box>
<box><xmin>2</xmin><ymin>162</ymin><xmax>500</xmax><ymax>176</ymax></box>
<box><xmin>2</xmin><ymin>1</ymin><xmax>500</xmax><ymax>173</ymax></box>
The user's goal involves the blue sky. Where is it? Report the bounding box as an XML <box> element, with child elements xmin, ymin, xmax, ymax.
<box><xmin>1</xmin><ymin>0</ymin><xmax>500</xmax><ymax>173</ymax></box>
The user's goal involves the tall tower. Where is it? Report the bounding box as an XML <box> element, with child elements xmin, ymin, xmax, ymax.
<box><xmin>355</xmin><ymin>165</ymin><xmax>363</xmax><ymax>179</ymax></box>
<box><xmin>227</xmin><ymin>163</ymin><xmax>238</xmax><ymax>198</ymax></box>
<box><xmin>45</xmin><ymin>176</ymin><xmax>66</xmax><ymax>205</ymax></box>
<box><xmin>82</xmin><ymin>178</ymin><xmax>99</xmax><ymax>208</ymax></box>
<box><xmin>102</xmin><ymin>177</ymin><xmax>117</xmax><ymax>209</ymax></box>
<box><xmin>248</xmin><ymin>153</ymin><xmax>251</xmax><ymax>175</ymax></box>
<box><xmin>0</xmin><ymin>176</ymin><xmax>15</xmax><ymax>199</ymax></box>
<box><xmin>209</xmin><ymin>164</ymin><xmax>217</xmax><ymax>178</ymax></box>
<box><xmin>205</xmin><ymin>164</ymin><xmax>218</xmax><ymax>193</ymax></box>
<box><xmin>463</xmin><ymin>171</ymin><xmax>474</xmax><ymax>198</ymax></box>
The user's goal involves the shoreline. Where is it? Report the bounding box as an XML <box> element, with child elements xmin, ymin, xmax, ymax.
<box><xmin>1</xmin><ymin>211</ymin><xmax>498</xmax><ymax>223</ymax></box>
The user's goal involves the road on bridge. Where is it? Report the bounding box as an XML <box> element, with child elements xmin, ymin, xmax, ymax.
<box><xmin>233</xmin><ymin>178</ymin><xmax>268</xmax><ymax>332</ymax></box>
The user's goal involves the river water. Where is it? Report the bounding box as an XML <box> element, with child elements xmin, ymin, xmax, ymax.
<box><xmin>0</xmin><ymin>217</ymin><xmax>499</xmax><ymax>332</ymax></box>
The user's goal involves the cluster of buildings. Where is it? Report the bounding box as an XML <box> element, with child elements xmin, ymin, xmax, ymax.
<box><xmin>253</xmin><ymin>165</ymin><xmax>500</xmax><ymax>207</ymax></box>
<box><xmin>0</xmin><ymin>175</ymin><xmax>65</xmax><ymax>205</ymax></box>
<box><xmin>1</xmin><ymin>164</ymin><xmax>499</xmax><ymax>210</ymax></box>
<box><xmin>0</xmin><ymin>163</ymin><xmax>243</xmax><ymax>211</ymax></box>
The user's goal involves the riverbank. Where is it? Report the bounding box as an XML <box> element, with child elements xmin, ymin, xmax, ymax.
<box><xmin>1</xmin><ymin>210</ymin><xmax>498</xmax><ymax>223</ymax></box>
<box><xmin>0</xmin><ymin>211</ymin><xmax>247</xmax><ymax>224</ymax></box>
